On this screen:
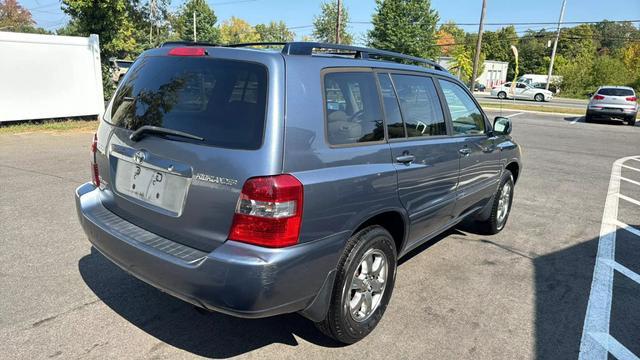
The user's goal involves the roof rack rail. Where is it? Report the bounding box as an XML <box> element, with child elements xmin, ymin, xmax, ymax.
<box><xmin>228</xmin><ymin>41</ymin><xmax>447</xmax><ymax>72</ymax></box>
<box><xmin>160</xmin><ymin>41</ymin><xmax>219</xmax><ymax>47</ymax></box>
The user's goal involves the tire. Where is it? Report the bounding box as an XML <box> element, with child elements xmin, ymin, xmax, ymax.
<box><xmin>534</xmin><ymin>93</ymin><xmax>544</xmax><ymax>102</ymax></box>
<box><xmin>315</xmin><ymin>226</ymin><xmax>397</xmax><ymax>344</ymax></box>
<box><xmin>628</xmin><ymin>116</ymin><xmax>636</xmax><ymax>126</ymax></box>
<box><xmin>497</xmin><ymin>91</ymin><xmax>507</xmax><ymax>100</ymax></box>
<box><xmin>476</xmin><ymin>170</ymin><xmax>515</xmax><ymax>235</ymax></box>
<box><xmin>584</xmin><ymin>113</ymin><xmax>592</xmax><ymax>123</ymax></box>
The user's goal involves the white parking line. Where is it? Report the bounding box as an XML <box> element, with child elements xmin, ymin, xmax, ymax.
<box><xmin>571</xmin><ymin>117</ymin><xmax>583</xmax><ymax>124</ymax></box>
<box><xmin>620</xmin><ymin>176</ymin><xmax>640</xmax><ymax>187</ymax></box>
<box><xmin>505</xmin><ymin>112</ymin><xmax>524</xmax><ymax>118</ymax></box>
<box><xmin>579</xmin><ymin>155</ymin><xmax>640</xmax><ymax>360</ymax></box>
<box><xmin>614</xmin><ymin>220</ymin><xmax>640</xmax><ymax>237</ymax></box>
<box><xmin>618</xmin><ymin>193</ymin><xmax>640</xmax><ymax>207</ymax></box>
<box><xmin>622</xmin><ymin>164</ymin><xmax>640</xmax><ymax>173</ymax></box>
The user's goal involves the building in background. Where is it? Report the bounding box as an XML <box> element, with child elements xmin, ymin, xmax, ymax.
<box><xmin>0</xmin><ymin>32</ymin><xmax>104</xmax><ymax>123</ymax></box>
<box><xmin>437</xmin><ymin>57</ymin><xmax>509</xmax><ymax>90</ymax></box>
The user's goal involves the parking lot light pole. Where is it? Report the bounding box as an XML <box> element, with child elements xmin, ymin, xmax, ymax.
<box><xmin>470</xmin><ymin>0</ymin><xmax>487</xmax><ymax>92</ymax></box>
<box><xmin>546</xmin><ymin>0</ymin><xmax>567</xmax><ymax>90</ymax></box>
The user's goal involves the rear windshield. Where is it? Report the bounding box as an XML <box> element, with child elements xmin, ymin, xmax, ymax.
<box><xmin>597</xmin><ymin>88</ymin><xmax>634</xmax><ymax>96</ymax></box>
<box><xmin>109</xmin><ymin>56</ymin><xmax>268</xmax><ymax>150</ymax></box>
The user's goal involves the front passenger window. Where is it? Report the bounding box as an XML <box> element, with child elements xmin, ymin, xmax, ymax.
<box><xmin>438</xmin><ymin>80</ymin><xmax>486</xmax><ymax>136</ymax></box>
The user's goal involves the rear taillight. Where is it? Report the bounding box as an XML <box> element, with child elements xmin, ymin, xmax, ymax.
<box><xmin>229</xmin><ymin>174</ymin><xmax>303</xmax><ymax>248</ymax></box>
<box><xmin>90</xmin><ymin>133</ymin><xmax>100</xmax><ymax>187</ymax></box>
<box><xmin>593</xmin><ymin>95</ymin><xmax>605</xmax><ymax>100</ymax></box>
<box><xmin>168</xmin><ymin>47</ymin><xmax>206</xmax><ymax>56</ymax></box>
<box><xmin>626</xmin><ymin>96</ymin><xmax>637</xmax><ymax>102</ymax></box>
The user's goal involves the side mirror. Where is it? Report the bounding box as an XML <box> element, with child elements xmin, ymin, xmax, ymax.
<box><xmin>493</xmin><ymin>117</ymin><xmax>512</xmax><ymax>135</ymax></box>
<box><xmin>587</xmin><ymin>93</ymin><xmax>593</xmax><ymax>98</ymax></box>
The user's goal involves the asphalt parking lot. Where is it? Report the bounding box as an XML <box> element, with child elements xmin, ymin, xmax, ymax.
<box><xmin>1</xmin><ymin>111</ymin><xmax>639</xmax><ymax>359</ymax></box>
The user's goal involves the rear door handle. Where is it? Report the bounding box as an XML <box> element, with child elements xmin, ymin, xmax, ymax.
<box><xmin>395</xmin><ymin>154</ymin><xmax>416</xmax><ymax>164</ymax></box>
<box><xmin>459</xmin><ymin>148</ymin><xmax>471</xmax><ymax>156</ymax></box>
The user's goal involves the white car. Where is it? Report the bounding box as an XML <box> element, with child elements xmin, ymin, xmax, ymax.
<box><xmin>490</xmin><ymin>82</ymin><xmax>553</xmax><ymax>102</ymax></box>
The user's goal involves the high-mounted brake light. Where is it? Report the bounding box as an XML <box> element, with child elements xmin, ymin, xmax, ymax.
<box><xmin>593</xmin><ymin>95</ymin><xmax>605</xmax><ymax>100</ymax></box>
<box><xmin>90</xmin><ymin>133</ymin><xmax>100</xmax><ymax>187</ymax></box>
<box><xmin>626</xmin><ymin>96</ymin><xmax>637</xmax><ymax>102</ymax></box>
<box><xmin>228</xmin><ymin>174</ymin><xmax>304</xmax><ymax>248</ymax></box>
<box><xmin>168</xmin><ymin>47</ymin><xmax>206</xmax><ymax>56</ymax></box>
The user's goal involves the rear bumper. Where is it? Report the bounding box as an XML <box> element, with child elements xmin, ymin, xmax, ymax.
<box><xmin>75</xmin><ymin>183</ymin><xmax>344</xmax><ymax>318</ymax></box>
<box><xmin>588</xmin><ymin>107</ymin><xmax>637</xmax><ymax>118</ymax></box>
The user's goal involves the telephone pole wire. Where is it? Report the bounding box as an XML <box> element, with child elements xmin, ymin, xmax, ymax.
<box><xmin>470</xmin><ymin>0</ymin><xmax>487</xmax><ymax>92</ymax></box>
<box><xmin>546</xmin><ymin>0</ymin><xmax>567</xmax><ymax>90</ymax></box>
<box><xmin>335</xmin><ymin>0</ymin><xmax>342</xmax><ymax>44</ymax></box>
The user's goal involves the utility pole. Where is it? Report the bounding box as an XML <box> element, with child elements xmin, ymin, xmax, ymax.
<box><xmin>470</xmin><ymin>0</ymin><xmax>487</xmax><ymax>92</ymax></box>
<box><xmin>193</xmin><ymin>11</ymin><xmax>197</xmax><ymax>42</ymax></box>
<box><xmin>546</xmin><ymin>0</ymin><xmax>567</xmax><ymax>90</ymax></box>
<box><xmin>335</xmin><ymin>0</ymin><xmax>342</xmax><ymax>44</ymax></box>
<box><xmin>149</xmin><ymin>0</ymin><xmax>156</xmax><ymax>45</ymax></box>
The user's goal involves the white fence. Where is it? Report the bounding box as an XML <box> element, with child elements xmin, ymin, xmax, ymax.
<box><xmin>0</xmin><ymin>31</ymin><xmax>104</xmax><ymax>123</ymax></box>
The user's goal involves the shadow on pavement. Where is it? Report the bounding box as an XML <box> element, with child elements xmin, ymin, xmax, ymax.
<box><xmin>78</xmin><ymin>248</ymin><xmax>342</xmax><ymax>359</ymax></box>
<box><xmin>79</xmin><ymin>222</ymin><xmax>640</xmax><ymax>358</ymax></box>
<box><xmin>563</xmin><ymin>116</ymin><xmax>631</xmax><ymax>126</ymax></box>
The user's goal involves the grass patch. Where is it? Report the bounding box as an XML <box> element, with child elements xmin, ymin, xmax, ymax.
<box><xmin>479</xmin><ymin>102</ymin><xmax>585</xmax><ymax>115</ymax></box>
<box><xmin>0</xmin><ymin>118</ymin><xmax>99</xmax><ymax>135</ymax></box>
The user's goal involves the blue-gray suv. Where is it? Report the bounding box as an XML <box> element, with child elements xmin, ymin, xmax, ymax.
<box><xmin>75</xmin><ymin>42</ymin><xmax>522</xmax><ymax>344</ymax></box>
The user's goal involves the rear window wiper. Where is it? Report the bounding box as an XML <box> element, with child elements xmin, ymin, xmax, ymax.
<box><xmin>129</xmin><ymin>125</ymin><xmax>205</xmax><ymax>142</ymax></box>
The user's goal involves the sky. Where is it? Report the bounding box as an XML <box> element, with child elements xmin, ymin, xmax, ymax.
<box><xmin>20</xmin><ymin>0</ymin><xmax>640</xmax><ymax>43</ymax></box>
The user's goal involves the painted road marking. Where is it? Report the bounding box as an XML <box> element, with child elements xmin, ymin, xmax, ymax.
<box><xmin>618</xmin><ymin>193</ymin><xmax>640</xmax><ymax>207</ymax></box>
<box><xmin>505</xmin><ymin>112</ymin><xmax>524</xmax><ymax>118</ymax></box>
<box><xmin>619</xmin><ymin>176</ymin><xmax>640</xmax><ymax>187</ymax></box>
<box><xmin>614</xmin><ymin>220</ymin><xmax>640</xmax><ymax>237</ymax></box>
<box><xmin>579</xmin><ymin>155</ymin><xmax>640</xmax><ymax>360</ymax></box>
<box><xmin>622</xmin><ymin>164</ymin><xmax>640</xmax><ymax>173</ymax></box>
<box><xmin>588</xmin><ymin>333</ymin><xmax>640</xmax><ymax>360</ymax></box>
<box><xmin>571</xmin><ymin>117</ymin><xmax>583</xmax><ymax>124</ymax></box>
<box><xmin>602</xmin><ymin>259</ymin><xmax>640</xmax><ymax>285</ymax></box>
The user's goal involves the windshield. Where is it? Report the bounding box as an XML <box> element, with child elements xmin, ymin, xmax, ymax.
<box><xmin>109</xmin><ymin>56</ymin><xmax>268</xmax><ymax>150</ymax></box>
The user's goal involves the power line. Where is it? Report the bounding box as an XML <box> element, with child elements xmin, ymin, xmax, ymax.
<box><xmin>349</xmin><ymin>19</ymin><xmax>640</xmax><ymax>26</ymax></box>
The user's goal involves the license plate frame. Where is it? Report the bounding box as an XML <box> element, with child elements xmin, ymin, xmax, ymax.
<box><xmin>115</xmin><ymin>160</ymin><xmax>189</xmax><ymax>215</ymax></box>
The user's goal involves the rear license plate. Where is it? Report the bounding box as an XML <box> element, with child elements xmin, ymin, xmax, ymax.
<box><xmin>115</xmin><ymin>160</ymin><xmax>188</xmax><ymax>214</ymax></box>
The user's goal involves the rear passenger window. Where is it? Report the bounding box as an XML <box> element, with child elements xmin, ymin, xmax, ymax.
<box><xmin>438</xmin><ymin>80</ymin><xmax>486</xmax><ymax>135</ymax></box>
<box><xmin>378</xmin><ymin>74</ymin><xmax>405</xmax><ymax>139</ymax></box>
<box><xmin>391</xmin><ymin>74</ymin><xmax>446</xmax><ymax>137</ymax></box>
<box><xmin>324</xmin><ymin>72</ymin><xmax>384</xmax><ymax>145</ymax></box>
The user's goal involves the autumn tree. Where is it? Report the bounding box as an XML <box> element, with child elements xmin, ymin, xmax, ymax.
<box><xmin>0</xmin><ymin>0</ymin><xmax>48</xmax><ymax>33</ymax></box>
<box><xmin>312</xmin><ymin>0</ymin><xmax>352</xmax><ymax>44</ymax></box>
<box><xmin>255</xmin><ymin>21</ymin><xmax>294</xmax><ymax>42</ymax></box>
<box><xmin>220</xmin><ymin>16</ymin><xmax>259</xmax><ymax>44</ymax></box>
<box><xmin>368</xmin><ymin>0</ymin><xmax>440</xmax><ymax>59</ymax></box>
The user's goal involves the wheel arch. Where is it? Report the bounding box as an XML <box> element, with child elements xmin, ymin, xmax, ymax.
<box><xmin>351</xmin><ymin>209</ymin><xmax>408</xmax><ymax>256</ymax></box>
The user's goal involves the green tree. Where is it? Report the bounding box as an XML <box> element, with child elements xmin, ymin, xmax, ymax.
<box><xmin>595</xmin><ymin>20</ymin><xmax>640</xmax><ymax>54</ymax></box>
<box><xmin>368</xmin><ymin>0</ymin><xmax>440</xmax><ymax>59</ymax></box>
<box><xmin>0</xmin><ymin>0</ymin><xmax>49</xmax><ymax>33</ymax></box>
<box><xmin>255</xmin><ymin>21</ymin><xmax>294</xmax><ymax>42</ymax></box>
<box><xmin>558</xmin><ymin>24</ymin><xmax>597</xmax><ymax>60</ymax></box>
<box><xmin>172</xmin><ymin>0</ymin><xmax>220</xmax><ymax>43</ymax></box>
<box><xmin>220</xmin><ymin>16</ymin><xmax>259</xmax><ymax>44</ymax></box>
<box><xmin>517</xmin><ymin>29</ymin><xmax>552</xmax><ymax>75</ymax></box>
<box><xmin>129</xmin><ymin>0</ymin><xmax>173</xmax><ymax>49</ymax></box>
<box><xmin>312</xmin><ymin>0</ymin><xmax>352</xmax><ymax>44</ymax></box>
<box><xmin>481</xmin><ymin>26</ymin><xmax>518</xmax><ymax>78</ymax></box>
<box><xmin>448</xmin><ymin>45</ymin><xmax>484</xmax><ymax>84</ymax></box>
<box><xmin>62</xmin><ymin>0</ymin><xmax>137</xmax><ymax>58</ymax></box>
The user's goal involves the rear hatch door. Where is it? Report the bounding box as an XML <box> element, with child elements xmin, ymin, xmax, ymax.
<box><xmin>97</xmin><ymin>48</ymin><xmax>284</xmax><ymax>252</ymax></box>
<box><xmin>595</xmin><ymin>88</ymin><xmax>637</xmax><ymax>111</ymax></box>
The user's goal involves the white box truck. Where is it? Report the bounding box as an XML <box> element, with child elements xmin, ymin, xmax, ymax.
<box><xmin>0</xmin><ymin>31</ymin><xmax>104</xmax><ymax>123</ymax></box>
